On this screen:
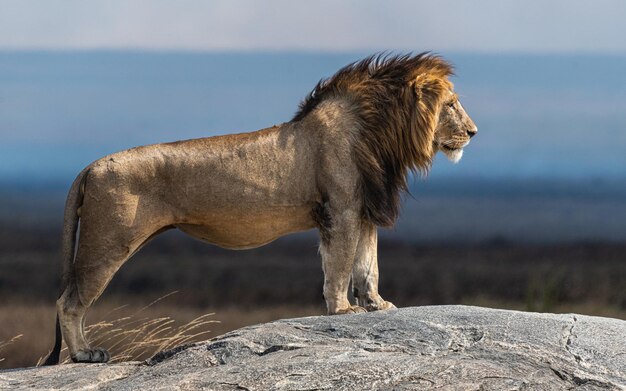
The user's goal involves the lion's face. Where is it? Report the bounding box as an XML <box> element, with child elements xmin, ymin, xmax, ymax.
<box><xmin>434</xmin><ymin>91</ymin><xmax>477</xmax><ymax>163</ymax></box>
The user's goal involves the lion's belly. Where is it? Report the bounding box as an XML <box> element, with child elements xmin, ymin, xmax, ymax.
<box><xmin>175</xmin><ymin>206</ymin><xmax>316</xmax><ymax>250</ymax></box>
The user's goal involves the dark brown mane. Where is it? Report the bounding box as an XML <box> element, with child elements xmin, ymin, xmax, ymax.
<box><xmin>292</xmin><ymin>53</ymin><xmax>454</xmax><ymax>227</ymax></box>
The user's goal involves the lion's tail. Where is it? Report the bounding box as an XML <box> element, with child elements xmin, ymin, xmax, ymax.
<box><xmin>42</xmin><ymin>167</ymin><xmax>89</xmax><ymax>366</ymax></box>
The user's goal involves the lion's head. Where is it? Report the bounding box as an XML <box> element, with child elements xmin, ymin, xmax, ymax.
<box><xmin>434</xmin><ymin>90</ymin><xmax>478</xmax><ymax>163</ymax></box>
<box><xmin>293</xmin><ymin>52</ymin><xmax>477</xmax><ymax>227</ymax></box>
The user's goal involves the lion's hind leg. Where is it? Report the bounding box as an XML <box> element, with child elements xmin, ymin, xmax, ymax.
<box><xmin>351</xmin><ymin>223</ymin><xmax>396</xmax><ymax>312</ymax></box>
<box><xmin>58</xmin><ymin>220</ymin><xmax>158</xmax><ymax>363</ymax></box>
<box><xmin>56</xmin><ymin>281</ymin><xmax>110</xmax><ymax>363</ymax></box>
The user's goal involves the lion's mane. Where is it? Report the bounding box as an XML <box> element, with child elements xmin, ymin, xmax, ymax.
<box><xmin>292</xmin><ymin>53</ymin><xmax>454</xmax><ymax>227</ymax></box>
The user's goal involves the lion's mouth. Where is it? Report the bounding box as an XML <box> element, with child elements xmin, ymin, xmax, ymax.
<box><xmin>439</xmin><ymin>140</ymin><xmax>469</xmax><ymax>152</ymax></box>
<box><xmin>440</xmin><ymin>144</ymin><xmax>460</xmax><ymax>151</ymax></box>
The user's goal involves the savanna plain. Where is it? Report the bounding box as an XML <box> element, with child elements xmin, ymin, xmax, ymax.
<box><xmin>1</xmin><ymin>189</ymin><xmax>624</xmax><ymax>368</ymax></box>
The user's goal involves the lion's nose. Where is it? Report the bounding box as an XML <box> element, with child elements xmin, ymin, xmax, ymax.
<box><xmin>467</xmin><ymin>126</ymin><xmax>477</xmax><ymax>138</ymax></box>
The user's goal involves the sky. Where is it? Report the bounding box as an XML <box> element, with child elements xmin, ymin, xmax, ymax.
<box><xmin>1</xmin><ymin>0</ymin><xmax>626</xmax><ymax>53</ymax></box>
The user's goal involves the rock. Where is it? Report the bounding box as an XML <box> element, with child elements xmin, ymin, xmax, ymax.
<box><xmin>1</xmin><ymin>305</ymin><xmax>624</xmax><ymax>390</ymax></box>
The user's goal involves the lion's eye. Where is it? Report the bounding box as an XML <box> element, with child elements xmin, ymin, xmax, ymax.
<box><xmin>447</xmin><ymin>101</ymin><xmax>456</xmax><ymax>108</ymax></box>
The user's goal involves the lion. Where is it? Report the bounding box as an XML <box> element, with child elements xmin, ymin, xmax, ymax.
<box><xmin>43</xmin><ymin>53</ymin><xmax>477</xmax><ymax>365</ymax></box>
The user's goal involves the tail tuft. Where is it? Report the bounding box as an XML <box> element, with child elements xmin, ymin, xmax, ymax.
<box><xmin>42</xmin><ymin>315</ymin><xmax>62</xmax><ymax>366</ymax></box>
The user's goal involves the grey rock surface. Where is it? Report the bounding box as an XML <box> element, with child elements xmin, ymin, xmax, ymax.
<box><xmin>1</xmin><ymin>305</ymin><xmax>625</xmax><ymax>390</ymax></box>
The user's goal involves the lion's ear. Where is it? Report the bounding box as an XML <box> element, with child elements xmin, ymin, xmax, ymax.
<box><xmin>411</xmin><ymin>74</ymin><xmax>450</xmax><ymax>104</ymax></box>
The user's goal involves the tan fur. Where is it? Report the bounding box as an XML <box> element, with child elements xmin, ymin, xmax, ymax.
<box><xmin>45</xmin><ymin>53</ymin><xmax>477</xmax><ymax>364</ymax></box>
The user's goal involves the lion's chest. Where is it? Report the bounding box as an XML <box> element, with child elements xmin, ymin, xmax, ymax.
<box><xmin>174</xmin><ymin>206</ymin><xmax>316</xmax><ymax>250</ymax></box>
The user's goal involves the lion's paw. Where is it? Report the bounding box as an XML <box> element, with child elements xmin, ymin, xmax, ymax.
<box><xmin>72</xmin><ymin>347</ymin><xmax>110</xmax><ymax>363</ymax></box>
<box><xmin>332</xmin><ymin>305</ymin><xmax>367</xmax><ymax>315</ymax></box>
<box><xmin>366</xmin><ymin>300</ymin><xmax>396</xmax><ymax>312</ymax></box>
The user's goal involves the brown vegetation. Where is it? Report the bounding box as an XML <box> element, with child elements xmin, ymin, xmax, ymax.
<box><xmin>0</xmin><ymin>297</ymin><xmax>320</xmax><ymax>369</ymax></box>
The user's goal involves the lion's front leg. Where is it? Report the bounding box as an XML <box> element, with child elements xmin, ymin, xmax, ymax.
<box><xmin>319</xmin><ymin>209</ymin><xmax>367</xmax><ymax>315</ymax></box>
<box><xmin>351</xmin><ymin>223</ymin><xmax>396</xmax><ymax>312</ymax></box>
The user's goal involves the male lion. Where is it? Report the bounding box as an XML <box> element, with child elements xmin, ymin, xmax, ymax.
<box><xmin>44</xmin><ymin>53</ymin><xmax>477</xmax><ymax>365</ymax></box>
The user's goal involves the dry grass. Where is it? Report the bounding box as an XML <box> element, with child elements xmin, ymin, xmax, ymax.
<box><xmin>0</xmin><ymin>295</ymin><xmax>322</xmax><ymax>369</ymax></box>
<box><xmin>36</xmin><ymin>292</ymin><xmax>218</xmax><ymax>365</ymax></box>
<box><xmin>0</xmin><ymin>335</ymin><xmax>22</xmax><ymax>363</ymax></box>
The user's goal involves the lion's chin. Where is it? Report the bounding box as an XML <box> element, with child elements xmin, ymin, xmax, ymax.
<box><xmin>443</xmin><ymin>148</ymin><xmax>463</xmax><ymax>163</ymax></box>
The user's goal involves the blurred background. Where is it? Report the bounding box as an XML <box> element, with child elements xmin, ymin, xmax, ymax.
<box><xmin>1</xmin><ymin>0</ymin><xmax>625</xmax><ymax>368</ymax></box>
